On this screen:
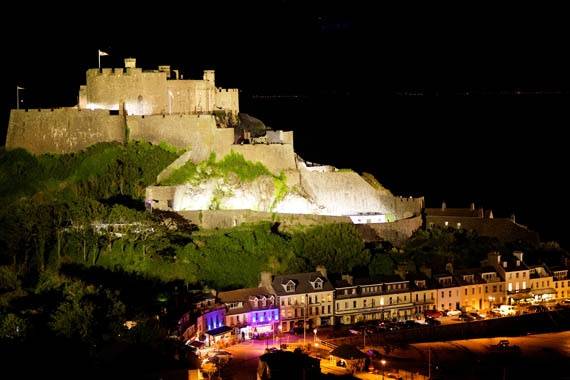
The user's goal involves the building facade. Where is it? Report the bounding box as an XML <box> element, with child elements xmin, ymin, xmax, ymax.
<box><xmin>218</xmin><ymin>287</ymin><xmax>279</xmax><ymax>340</ymax></box>
<box><xmin>268</xmin><ymin>267</ymin><xmax>334</xmax><ymax>332</ymax></box>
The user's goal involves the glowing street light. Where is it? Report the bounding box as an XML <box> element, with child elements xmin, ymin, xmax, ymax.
<box><xmin>380</xmin><ymin>359</ymin><xmax>387</xmax><ymax>380</ymax></box>
<box><xmin>313</xmin><ymin>328</ymin><xmax>318</xmax><ymax>345</ymax></box>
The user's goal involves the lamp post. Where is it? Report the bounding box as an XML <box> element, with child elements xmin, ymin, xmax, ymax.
<box><xmin>278</xmin><ymin>324</ymin><xmax>282</xmax><ymax>347</ymax></box>
<box><xmin>313</xmin><ymin>328</ymin><xmax>318</xmax><ymax>345</ymax></box>
<box><xmin>380</xmin><ymin>359</ymin><xmax>387</xmax><ymax>380</ymax></box>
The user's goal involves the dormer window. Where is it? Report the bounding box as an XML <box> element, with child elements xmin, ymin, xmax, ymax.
<box><xmin>312</xmin><ymin>277</ymin><xmax>323</xmax><ymax>290</ymax></box>
<box><xmin>284</xmin><ymin>280</ymin><xmax>296</xmax><ymax>293</ymax></box>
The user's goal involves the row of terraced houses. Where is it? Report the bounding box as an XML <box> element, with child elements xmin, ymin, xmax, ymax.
<box><xmin>178</xmin><ymin>251</ymin><xmax>569</xmax><ymax>345</ymax></box>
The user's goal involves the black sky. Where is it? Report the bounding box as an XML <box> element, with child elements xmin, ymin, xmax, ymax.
<box><xmin>1</xmin><ymin>3</ymin><xmax>569</xmax><ymax>246</ymax></box>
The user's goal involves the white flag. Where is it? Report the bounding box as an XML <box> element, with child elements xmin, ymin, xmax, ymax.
<box><xmin>17</xmin><ymin>86</ymin><xmax>24</xmax><ymax>90</ymax></box>
<box><xmin>98</xmin><ymin>50</ymin><xmax>109</xmax><ymax>56</ymax></box>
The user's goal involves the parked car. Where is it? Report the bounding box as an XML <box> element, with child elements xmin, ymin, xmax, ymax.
<box><xmin>426</xmin><ymin>318</ymin><xmax>441</xmax><ymax>326</ymax></box>
<box><xmin>424</xmin><ymin>310</ymin><xmax>443</xmax><ymax>319</ymax></box>
<box><xmin>469</xmin><ymin>312</ymin><xmax>483</xmax><ymax>320</ymax></box>
<box><xmin>207</xmin><ymin>350</ymin><xmax>232</xmax><ymax>360</ymax></box>
<box><xmin>446</xmin><ymin>310</ymin><xmax>462</xmax><ymax>317</ymax></box>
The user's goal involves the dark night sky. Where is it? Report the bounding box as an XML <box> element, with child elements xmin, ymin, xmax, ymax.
<box><xmin>1</xmin><ymin>3</ymin><xmax>569</xmax><ymax>246</ymax></box>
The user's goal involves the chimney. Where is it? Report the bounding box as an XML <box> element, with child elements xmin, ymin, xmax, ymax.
<box><xmin>441</xmin><ymin>201</ymin><xmax>447</xmax><ymax>211</ymax></box>
<box><xmin>510</xmin><ymin>213</ymin><xmax>516</xmax><ymax>223</ymax></box>
<box><xmin>259</xmin><ymin>271</ymin><xmax>273</xmax><ymax>290</ymax></box>
<box><xmin>470</xmin><ymin>202</ymin><xmax>475</xmax><ymax>211</ymax></box>
<box><xmin>124</xmin><ymin>58</ymin><xmax>136</xmax><ymax>68</ymax></box>
<box><xmin>503</xmin><ymin>261</ymin><xmax>508</xmax><ymax>268</ymax></box>
<box><xmin>516</xmin><ymin>260</ymin><xmax>521</xmax><ymax>267</ymax></box>
<box><xmin>445</xmin><ymin>262</ymin><xmax>454</xmax><ymax>274</ymax></box>
<box><xmin>341</xmin><ymin>274</ymin><xmax>353</xmax><ymax>285</ymax></box>
<box><xmin>488</xmin><ymin>210</ymin><xmax>494</xmax><ymax>219</ymax></box>
<box><xmin>316</xmin><ymin>265</ymin><xmax>327</xmax><ymax>278</ymax></box>
<box><xmin>513</xmin><ymin>251</ymin><xmax>524</xmax><ymax>263</ymax></box>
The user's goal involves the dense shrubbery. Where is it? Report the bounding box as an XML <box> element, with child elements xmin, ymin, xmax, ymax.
<box><xmin>162</xmin><ymin>151</ymin><xmax>273</xmax><ymax>185</ymax></box>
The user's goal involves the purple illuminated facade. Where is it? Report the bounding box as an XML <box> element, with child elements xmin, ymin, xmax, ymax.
<box><xmin>218</xmin><ymin>288</ymin><xmax>279</xmax><ymax>339</ymax></box>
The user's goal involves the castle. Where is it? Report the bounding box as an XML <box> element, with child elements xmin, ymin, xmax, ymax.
<box><xmin>15</xmin><ymin>58</ymin><xmax>545</xmax><ymax>246</ymax></box>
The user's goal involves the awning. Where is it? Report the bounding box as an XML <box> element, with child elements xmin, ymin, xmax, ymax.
<box><xmin>530</xmin><ymin>288</ymin><xmax>556</xmax><ymax>296</ymax></box>
<box><xmin>206</xmin><ymin>326</ymin><xmax>233</xmax><ymax>337</ymax></box>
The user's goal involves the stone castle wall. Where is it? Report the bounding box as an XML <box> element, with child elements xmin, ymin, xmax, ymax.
<box><xmin>84</xmin><ymin>67</ymin><xmax>239</xmax><ymax>116</ymax></box>
<box><xmin>6</xmin><ymin>108</ymin><xmax>126</xmax><ymax>154</ymax></box>
<box><xmin>356</xmin><ymin>215</ymin><xmax>423</xmax><ymax>246</ymax></box>
<box><xmin>299</xmin><ymin>170</ymin><xmax>393</xmax><ymax>216</ymax></box>
<box><xmin>126</xmin><ymin>114</ymin><xmax>234</xmax><ymax>162</ymax></box>
<box><xmin>86</xmin><ymin>68</ymin><xmax>169</xmax><ymax>115</ymax></box>
<box><xmin>229</xmin><ymin>144</ymin><xmax>297</xmax><ymax>173</ymax></box>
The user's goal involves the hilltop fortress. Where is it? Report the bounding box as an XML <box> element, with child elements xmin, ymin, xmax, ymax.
<box><xmin>5</xmin><ymin>58</ymin><xmax>426</xmax><ymax>244</ymax></box>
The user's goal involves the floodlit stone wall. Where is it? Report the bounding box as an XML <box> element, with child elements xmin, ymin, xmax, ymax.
<box><xmin>6</xmin><ymin>108</ymin><xmax>125</xmax><ymax>154</ymax></box>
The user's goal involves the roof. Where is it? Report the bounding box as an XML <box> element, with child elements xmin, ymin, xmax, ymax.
<box><xmin>206</xmin><ymin>326</ymin><xmax>233</xmax><ymax>336</ymax></box>
<box><xmin>370</xmin><ymin>274</ymin><xmax>407</xmax><ymax>284</ymax></box>
<box><xmin>426</xmin><ymin>208</ymin><xmax>483</xmax><ymax>218</ymax></box>
<box><xmin>330</xmin><ymin>344</ymin><xmax>368</xmax><ymax>360</ymax></box>
<box><xmin>272</xmin><ymin>272</ymin><xmax>333</xmax><ymax>296</ymax></box>
<box><xmin>218</xmin><ymin>287</ymin><xmax>274</xmax><ymax>303</ymax></box>
<box><xmin>334</xmin><ymin>279</ymin><xmax>354</xmax><ymax>288</ymax></box>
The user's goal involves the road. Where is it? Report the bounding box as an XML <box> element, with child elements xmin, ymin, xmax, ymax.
<box><xmin>221</xmin><ymin>334</ymin><xmax>304</xmax><ymax>380</ymax></box>
<box><xmin>367</xmin><ymin>331</ymin><xmax>570</xmax><ymax>379</ymax></box>
<box><xmin>217</xmin><ymin>331</ymin><xmax>570</xmax><ymax>379</ymax></box>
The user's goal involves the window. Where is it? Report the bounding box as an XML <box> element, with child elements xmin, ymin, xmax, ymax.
<box><xmin>363</xmin><ymin>299</ymin><xmax>367</xmax><ymax>308</ymax></box>
<box><xmin>416</xmin><ymin>294</ymin><xmax>419</xmax><ymax>302</ymax></box>
<box><xmin>465</xmin><ymin>289</ymin><xmax>468</xmax><ymax>296</ymax></box>
<box><xmin>321</xmin><ymin>306</ymin><xmax>325</xmax><ymax>314</ymax></box>
<box><xmin>523</xmin><ymin>272</ymin><xmax>526</xmax><ymax>278</ymax></box>
<box><xmin>353</xmin><ymin>301</ymin><xmax>357</xmax><ymax>308</ymax></box>
<box><xmin>516</xmin><ymin>273</ymin><xmax>519</xmax><ymax>279</ymax></box>
<box><xmin>448</xmin><ymin>291</ymin><xmax>452</xmax><ymax>297</ymax></box>
<box><xmin>508</xmin><ymin>283</ymin><xmax>513</xmax><ymax>292</ymax></box>
<box><xmin>485</xmin><ymin>286</ymin><xmax>488</xmax><ymax>293</ymax></box>
<box><xmin>345</xmin><ymin>302</ymin><xmax>348</xmax><ymax>309</ymax></box>
<box><xmin>328</xmin><ymin>305</ymin><xmax>331</xmax><ymax>314</ymax></box>
<box><xmin>288</xmin><ymin>298</ymin><xmax>291</xmax><ymax>306</ymax></box>
<box><xmin>285</xmin><ymin>282</ymin><xmax>295</xmax><ymax>292</ymax></box>
<box><xmin>441</xmin><ymin>291</ymin><xmax>444</xmax><ymax>298</ymax></box>
<box><xmin>472</xmin><ymin>288</ymin><xmax>475</xmax><ymax>295</ymax></box>
<box><xmin>281</xmin><ymin>299</ymin><xmax>285</xmax><ymax>306</ymax></box>
<box><xmin>389</xmin><ymin>297</ymin><xmax>393</xmax><ymax>304</ymax></box>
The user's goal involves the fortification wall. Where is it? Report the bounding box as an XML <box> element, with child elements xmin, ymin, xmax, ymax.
<box><xmin>177</xmin><ymin>209</ymin><xmax>350</xmax><ymax>229</ymax></box>
<box><xmin>378</xmin><ymin>195</ymin><xmax>424</xmax><ymax>219</ymax></box>
<box><xmin>86</xmin><ymin>68</ymin><xmax>168</xmax><ymax>115</ymax></box>
<box><xmin>6</xmin><ymin>109</ymin><xmax>125</xmax><ymax>154</ymax></box>
<box><xmin>167</xmin><ymin>80</ymin><xmax>216</xmax><ymax>114</ymax></box>
<box><xmin>127</xmin><ymin>114</ymin><xmax>233</xmax><ymax>162</ymax></box>
<box><xmin>215</xmin><ymin>89</ymin><xmax>239</xmax><ymax>114</ymax></box>
<box><xmin>356</xmin><ymin>215</ymin><xmax>423</xmax><ymax>246</ymax></box>
<box><xmin>300</xmin><ymin>170</ymin><xmax>393</xmax><ymax>216</ymax></box>
<box><xmin>146</xmin><ymin>186</ymin><xmax>177</xmax><ymax>210</ymax></box>
<box><xmin>229</xmin><ymin>144</ymin><xmax>297</xmax><ymax>174</ymax></box>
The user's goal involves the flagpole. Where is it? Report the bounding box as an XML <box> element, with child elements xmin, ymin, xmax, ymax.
<box><xmin>16</xmin><ymin>86</ymin><xmax>19</xmax><ymax>109</ymax></box>
<box><xmin>98</xmin><ymin>50</ymin><xmax>101</xmax><ymax>70</ymax></box>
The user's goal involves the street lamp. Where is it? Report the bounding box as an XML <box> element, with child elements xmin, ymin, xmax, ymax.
<box><xmin>313</xmin><ymin>328</ymin><xmax>318</xmax><ymax>345</ymax></box>
<box><xmin>380</xmin><ymin>359</ymin><xmax>387</xmax><ymax>380</ymax></box>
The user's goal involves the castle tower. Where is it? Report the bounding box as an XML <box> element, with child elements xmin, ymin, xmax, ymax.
<box><xmin>124</xmin><ymin>58</ymin><xmax>136</xmax><ymax>68</ymax></box>
<box><xmin>203</xmin><ymin>70</ymin><xmax>215</xmax><ymax>84</ymax></box>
